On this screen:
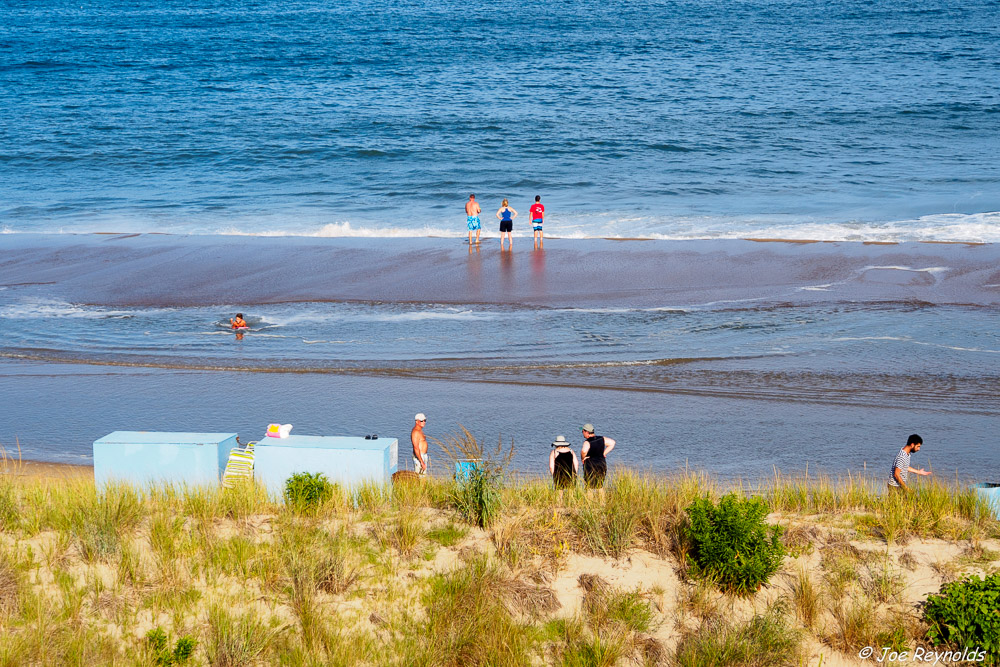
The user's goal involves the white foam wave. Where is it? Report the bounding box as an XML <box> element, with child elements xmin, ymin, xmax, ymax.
<box><xmin>833</xmin><ymin>336</ymin><xmax>910</xmax><ymax>342</ymax></box>
<box><xmin>834</xmin><ymin>335</ymin><xmax>999</xmax><ymax>354</ymax></box>
<box><xmin>552</xmin><ymin>306</ymin><xmax>689</xmax><ymax>314</ymax></box>
<box><xmin>259</xmin><ymin>308</ymin><xmax>497</xmax><ymax>326</ymax></box>
<box><xmin>373</xmin><ymin>310</ymin><xmax>495</xmax><ymax>322</ymax></box>
<box><xmin>861</xmin><ymin>265</ymin><xmax>950</xmax><ymax>274</ymax></box>
<box><xmin>219</xmin><ymin>221</ymin><xmax>469</xmax><ymax>239</ymax></box>
<box><xmin>0</xmin><ymin>299</ymin><xmax>173</xmax><ymax>319</ymax></box>
<box><xmin>4</xmin><ymin>211</ymin><xmax>999</xmax><ymax>243</ymax></box>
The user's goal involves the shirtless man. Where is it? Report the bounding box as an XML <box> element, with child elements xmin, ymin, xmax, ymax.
<box><xmin>466</xmin><ymin>194</ymin><xmax>482</xmax><ymax>246</ymax></box>
<box><xmin>411</xmin><ymin>413</ymin><xmax>428</xmax><ymax>475</ymax></box>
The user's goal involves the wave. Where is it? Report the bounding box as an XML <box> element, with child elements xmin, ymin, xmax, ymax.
<box><xmin>3</xmin><ymin>212</ymin><xmax>998</xmax><ymax>244</ymax></box>
<box><xmin>256</xmin><ymin>307</ymin><xmax>498</xmax><ymax>327</ymax></box>
<box><xmin>0</xmin><ymin>299</ymin><xmax>175</xmax><ymax>320</ymax></box>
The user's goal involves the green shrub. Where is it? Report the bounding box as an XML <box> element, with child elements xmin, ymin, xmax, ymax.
<box><xmin>682</xmin><ymin>493</ymin><xmax>785</xmax><ymax>596</ymax></box>
<box><xmin>451</xmin><ymin>463</ymin><xmax>503</xmax><ymax>528</ymax></box>
<box><xmin>283</xmin><ymin>472</ymin><xmax>333</xmax><ymax>515</ymax></box>
<box><xmin>925</xmin><ymin>572</ymin><xmax>1000</xmax><ymax>663</ymax></box>
<box><xmin>145</xmin><ymin>627</ymin><xmax>196</xmax><ymax>665</ymax></box>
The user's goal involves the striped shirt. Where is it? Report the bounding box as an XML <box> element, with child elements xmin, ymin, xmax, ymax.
<box><xmin>887</xmin><ymin>447</ymin><xmax>911</xmax><ymax>487</ymax></box>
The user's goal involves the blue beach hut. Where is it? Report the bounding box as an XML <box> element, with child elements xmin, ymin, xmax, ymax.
<box><xmin>972</xmin><ymin>483</ymin><xmax>1000</xmax><ymax>520</ymax></box>
<box><xmin>252</xmin><ymin>435</ymin><xmax>398</xmax><ymax>497</ymax></box>
<box><xmin>93</xmin><ymin>431</ymin><xmax>237</xmax><ymax>488</ymax></box>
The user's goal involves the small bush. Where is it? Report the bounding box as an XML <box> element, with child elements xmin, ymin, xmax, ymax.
<box><xmin>452</xmin><ymin>463</ymin><xmax>503</xmax><ymax>528</ymax></box>
<box><xmin>925</xmin><ymin>572</ymin><xmax>1000</xmax><ymax>663</ymax></box>
<box><xmin>682</xmin><ymin>493</ymin><xmax>785</xmax><ymax>596</ymax></box>
<box><xmin>283</xmin><ymin>472</ymin><xmax>333</xmax><ymax>515</ymax></box>
<box><xmin>145</xmin><ymin>627</ymin><xmax>196</xmax><ymax>665</ymax></box>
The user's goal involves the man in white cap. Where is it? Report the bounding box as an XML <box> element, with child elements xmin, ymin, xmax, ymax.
<box><xmin>411</xmin><ymin>413</ymin><xmax>428</xmax><ymax>475</ymax></box>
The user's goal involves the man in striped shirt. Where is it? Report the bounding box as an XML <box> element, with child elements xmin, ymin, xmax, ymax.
<box><xmin>887</xmin><ymin>434</ymin><xmax>932</xmax><ymax>492</ymax></box>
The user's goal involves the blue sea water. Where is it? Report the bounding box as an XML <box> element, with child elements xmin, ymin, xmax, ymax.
<box><xmin>2</xmin><ymin>0</ymin><xmax>999</xmax><ymax>241</ymax></box>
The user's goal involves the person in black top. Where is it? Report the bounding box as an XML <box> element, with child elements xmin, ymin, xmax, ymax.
<box><xmin>549</xmin><ymin>435</ymin><xmax>579</xmax><ymax>500</ymax></box>
<box><xmin>581</xmin><ymin>423</ymin><xmax>616</xmax><ymax>491</ymax></box>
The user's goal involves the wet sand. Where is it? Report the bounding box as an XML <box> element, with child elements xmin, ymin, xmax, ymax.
<box><xmin>1</xmin><ymin>233</ymin><xmax>997</xmax><ymax>308</ymax></box>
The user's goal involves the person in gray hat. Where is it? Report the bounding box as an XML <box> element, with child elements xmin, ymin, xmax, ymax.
<box><xmin>549</xmin><ymin>435</ymin><xmax>579</xmax><ymax>499</ymax></box>
<box><xmin>581</xmin><ymin>423</ymin><xmax>616</xmax><ymax>491</ymax></box>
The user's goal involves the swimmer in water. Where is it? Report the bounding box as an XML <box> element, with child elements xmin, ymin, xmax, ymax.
<box><xmin>230</xmin><ymin>313</ymin><xmax>247</xmax><ymax>329</ymax></box>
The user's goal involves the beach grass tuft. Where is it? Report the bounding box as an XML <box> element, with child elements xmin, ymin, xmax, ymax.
<box><xmin>674</xmin><ymin>604</ymin><xmax>802</xmax><ymax>667</ymax></box>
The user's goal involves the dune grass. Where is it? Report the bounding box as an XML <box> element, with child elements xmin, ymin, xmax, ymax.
<box><xmin>0</xmin><ymin>456</ymin><xmax>996</xmax><ymax>664</ymax></box>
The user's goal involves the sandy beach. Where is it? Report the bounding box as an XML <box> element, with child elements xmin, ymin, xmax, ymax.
<box><xmin>0</xmin><ymin>457</ymin><xmax>92</xmax><ymax>480</ymax></box>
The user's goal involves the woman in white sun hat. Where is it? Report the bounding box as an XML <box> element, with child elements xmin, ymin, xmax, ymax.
<box><xmin>549</xmin><ymin>435</ymin><xmax>578</xmax><ymax>500</ymax></box>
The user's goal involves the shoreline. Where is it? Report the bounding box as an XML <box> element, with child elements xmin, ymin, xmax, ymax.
<box><xmin>9</xmin><ymin>230</ymin><xmax>997</xmax><ymax>246</ymax></box>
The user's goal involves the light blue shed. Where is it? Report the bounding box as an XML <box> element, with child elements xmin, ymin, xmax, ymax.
<box><xmin>253</xmin><ymin>435</ymin><xmax>398</xmax><ymax>497</ymax></box>
<box><xmin>93</xmin><ymin>431</ymin><xmax>237</xmax><ymax>487</ymax></box>
<box><xmin>972</xmin><ymin>483</ymin><xmax>1000</xmax><ymax>519</ymax></box>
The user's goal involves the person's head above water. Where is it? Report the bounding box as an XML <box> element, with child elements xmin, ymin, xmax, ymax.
<box><xmin>235</xmin><ymin>313</ymin><xmax>243</xmax><ymax>319</ymax></box>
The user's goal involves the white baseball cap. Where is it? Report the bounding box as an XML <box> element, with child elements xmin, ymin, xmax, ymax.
<box><xmin>414</xmin><ymin>413</ymin><xmax>426</xmax><ymax>421</ymax></box>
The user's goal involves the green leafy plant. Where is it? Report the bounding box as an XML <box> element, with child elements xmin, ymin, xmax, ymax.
<box><xmin>682</xmin><ymin>493</ymin><xmax>785</xmax><ymax>596</ymax></box>
<box><xmin>145</xmin><ymin>627</ymin><xmax>196</xmax><ymax>665</ymax></box>
<box><xmin>283</xmin><ymin>472</ymin><xmax>333</xmax><ymax>515</ymax></box>
<box><xmin>925</xmin><ymin>572</ymin><xmax>1000</xmax><ymax>664</ymax></box>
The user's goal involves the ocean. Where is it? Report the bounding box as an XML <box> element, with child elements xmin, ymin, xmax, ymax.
<box><xmin>2</xmin><ymin>0</ymin><xmax>999</xmax><ymax>241</ymax></box>
<box><xmin>1</xmin><ymin>1</ymin><xmax>998</xmax><ymax>479</ymax></box>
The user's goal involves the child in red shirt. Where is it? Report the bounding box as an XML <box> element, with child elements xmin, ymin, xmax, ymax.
<box><xmin>529</xmin><ymin>195</ymin><xmax>545</xmax><ymax>250</ymax></box>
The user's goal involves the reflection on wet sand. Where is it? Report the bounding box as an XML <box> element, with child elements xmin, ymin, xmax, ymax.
<box><xmin>1</xmin><ymin>234</ymin><xmax>997</xmax><ymax>308</ymax></box>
